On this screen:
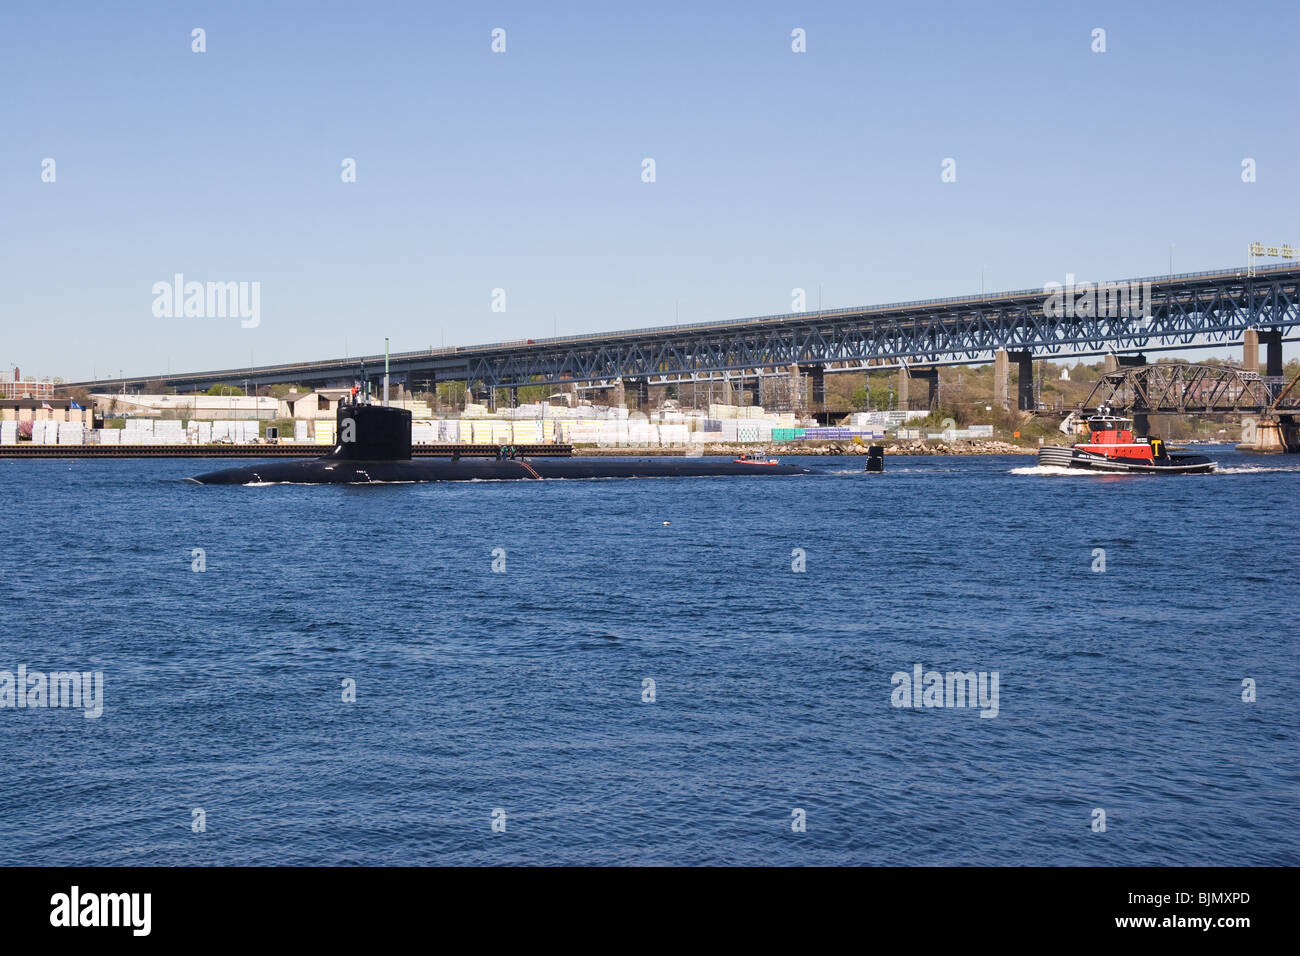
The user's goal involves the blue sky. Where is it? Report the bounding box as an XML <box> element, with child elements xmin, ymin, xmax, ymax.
<box><xmin>2</xmin><ymin>0</ymin><xmax>1297</xmax><ymax>382</ymax></box>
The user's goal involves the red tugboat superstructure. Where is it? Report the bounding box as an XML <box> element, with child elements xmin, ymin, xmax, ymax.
<box><xmin>1038</xmin><ymin>404</ymin><xmax>1216</xmax><ymax>474</ymax></box>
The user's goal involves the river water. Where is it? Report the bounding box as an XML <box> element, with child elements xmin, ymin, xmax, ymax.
<box><xmin>1</xmin><ymin>448</ymin><xmax>1295</xmax><ymax>864</ymax></box>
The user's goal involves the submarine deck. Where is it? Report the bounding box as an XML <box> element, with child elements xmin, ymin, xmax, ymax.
<box><xmin>0</xmin><ymin>442</ymin><xmax>572</xmax><ymax>459</ymax></box>
<box><xmin>187</xmin><ymin>456</ymin><xmax>819</xmax><ymax>484</ymax></box>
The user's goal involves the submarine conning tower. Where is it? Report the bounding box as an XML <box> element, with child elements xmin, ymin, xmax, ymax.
<box><xmin>329</xmin><ymin>401</ymin><xmax>413</xmax><ymax>461</ymax></box>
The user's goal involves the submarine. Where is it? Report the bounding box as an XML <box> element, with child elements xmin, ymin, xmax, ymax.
<box><xmin>187</xmin><ymin>401</ymin><xmax>821</xmax><ymax>484</ymax></box>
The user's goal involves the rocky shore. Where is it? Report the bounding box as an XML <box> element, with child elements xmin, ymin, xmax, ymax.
<box><xmin>574</xmin><ymin>440</ymin><xmax>1036</xmax><ymax>457</ymax></box>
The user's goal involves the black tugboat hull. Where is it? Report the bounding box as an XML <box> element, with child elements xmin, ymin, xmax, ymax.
<box><xmin>187</xmin><ymin>457</ymin><xmax>817</xmax><ymax>485</ymax></box>
<box><xmin>1037</xmin><ymin>445</ymin><xmax>1216</xmax><ymax>474</ymax></box>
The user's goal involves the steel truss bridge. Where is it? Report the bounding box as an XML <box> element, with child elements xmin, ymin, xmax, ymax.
<box><xmin>1080</xmin><ymin>364</ymin><xmax>1300</xmax><ymax>415</ymax></box>
<box><xmin>71</xmin><ymin>263</ymin><xmax>1300</xmax><ymax>396</ymax></box>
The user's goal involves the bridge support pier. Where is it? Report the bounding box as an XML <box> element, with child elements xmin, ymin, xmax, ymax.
<box><xmin>619</xmin><ymin>378</ymin><xmax>648</xmax><ymax>410</ymax></box>
<box><xmin>1007</xmin><ymin>351</ymin><xmax>1034</xmax><ymax>411</ymax></box>
<box><xmin>1241</xmin><ymin>416</ymin><xmax>1294</xmax><ymax>453</ymax></box>
<box><xmin>1259</xmin><ymin>419</ymin><xmax>1288</xmax><ymax>452</ymax></box>
<box><xmin>995</xmin><ymin>350</ymin><xmax>1010</xmax><ymax>410</ymax></box>
<box><xmin>1242</xmin><ymin>329</ymin><xmax>1280</xmax><ymax>376</ymax></box>
<box><xmin>898</xmin><ymin>366</ymin><xmax>939</xmax><ymax>411</ymax></box>
<box><xmin>797</xmin><ymin>365</ymin><xmax>825</xmax><ymax>412</ymax></box>
<box><xmin>1261</xmin><ymin>329</ymin><xmax>1283</xmax><ymax>377</ymax></box>
<box><xmin>509</xmin><ymin>386</ymin><xmax>519</xmax><ymax>408</ymax></box>
<box><xmin>742</xmin><ymin>379</ymin><xmax>760</xmax><ymax>408</ymax></box>
<box><xmin>788</xmin><ymin>365</ymin><xmax>803</xmax><ymax>410</ymax></box>
<box><xmin>1243</xmin><ymin>329</ymin><xmax>1259</xmax><ymax>373</ymax></box>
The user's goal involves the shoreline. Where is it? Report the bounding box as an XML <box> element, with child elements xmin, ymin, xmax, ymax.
<box><xmin>0</xmin><ymin>440</ymin><xmax>1041</xmax><ymax>460</ymax></box>
<box><xmin>574</xmin><ymin>441</ymin><xmax>1037</xmax><ymax>457</ymax></box>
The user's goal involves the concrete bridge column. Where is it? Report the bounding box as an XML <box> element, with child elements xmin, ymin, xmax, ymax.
<box><xmin>899</xmin><ymin>366</ymin><xmax>939</xmax><ymax>410</ymax></box>
<box><xmin>994</xmin><ymin>350</ymin><xmax>1010</xmax><ymax>410</ymax></box>
<box><xmin>1008</xmin><ymin>351</ymin><xmax>1034</xmax><ymax>411</ymax></box>
<box><xmin>1254</xmin><ymin>419</ymin><xmax>1287</xmax><ymax>452</ymax></box>
<box><xmin>923</xmin><ymin>367</ymin><xmax>940</xmax><ymax>409</ymax></box>
<box><xmin>621</xmin><ymin>378</ymin><xmax>648</xmax><ymax>409</ymax></box>
<box><xmin>612</xmin><ymin>379</ymin><xmax>626</xmax><ymax>408</ymax></box>
<box><xmin>1243</xmin><ymin>329</ymin><xmax>1259</xmax><ymax>373</ymax></box>
<box><xmin>804</xmin><ymin>365</ymin><xmax>826</xmax><ymax>409</ymax></box>
<box><xmin>1103</xmin><ymin>353</ymin><xmax>1119</xmax><ymax>373</ymax></box>
<box><xmin>1260</xmin><ymin>329</ymin><xmax>1283</xmax><ymax>377</ymax></box>
<box><xmin>788</xmin><ymin>365</ymin><xmax>803</xmax><ymax>409</ymax></box>
<box><xmin>1247</xmin><ymin>416</ymin><xmax>1298</xmax><ymax>453</ymax></box>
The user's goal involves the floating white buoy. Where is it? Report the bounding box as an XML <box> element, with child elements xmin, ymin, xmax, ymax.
<box><xmin>662</xmin><ymin>521</ymin><xmax>670</xmax><ymax>526</ymax></box>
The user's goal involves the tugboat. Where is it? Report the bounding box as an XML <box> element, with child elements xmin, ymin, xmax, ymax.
<box><xmin>1038</xmin><ymin>404</ymin><xmax>1216</xmax><ymax>474</ymax></box>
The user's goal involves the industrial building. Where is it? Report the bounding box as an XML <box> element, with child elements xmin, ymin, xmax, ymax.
<box><xmin>0</xmin><ymin>368</ymin><xmax>55</xmax><ymax>400</ymax></box>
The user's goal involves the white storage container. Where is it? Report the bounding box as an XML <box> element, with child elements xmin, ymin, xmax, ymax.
<box><xmin>57</xmin><ymin>423</ymin><xmax>85</xmax><ymax>445</ymax></box>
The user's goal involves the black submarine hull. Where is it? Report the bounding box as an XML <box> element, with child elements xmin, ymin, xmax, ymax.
<box><xmin>187</xmin><ymin>402</ymin><xmax>832</xmax><ymax>484</ymax></box>
<box><xmin>188</xmin><ymin>456</ymin><xmax>817</xmax><ymax>484</ymax></box>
